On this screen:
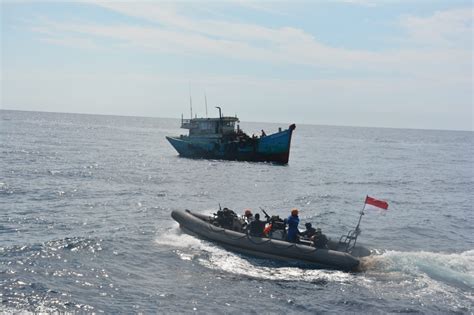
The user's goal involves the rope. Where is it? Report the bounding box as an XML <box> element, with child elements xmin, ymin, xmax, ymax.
<box><xmin>246</xmin><ymin>235</ymin><xmax>272</xmax><ymax>245</ymax></box>
<box><xmin>206</xmin><ymin>223</ymin><xmax>248</xmax><ymax>241</ymax></box>
<box><xmin>205</xmin><ymin>221</ymin><xmax>318</xmax><ymax>252</ymax></box>
<box><xmin>207</xmin><ymin>222</ymin><xmax>291</xmax><ymax>244</ymax></box>
<box><xmin>266</xmin><ymin>241</ymin><xmax>296</xmax><ymax>250</ymax></box>
<box><xmin>294</xmin><ymin>244</ymin><xmax>318</xmax><ymax>254</ymax></box>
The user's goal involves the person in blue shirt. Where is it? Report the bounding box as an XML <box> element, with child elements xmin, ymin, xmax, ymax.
<box><xmin>285</xmin><ymin>208</ymin><xmax>300</xmax><ymax>243</ymax></box>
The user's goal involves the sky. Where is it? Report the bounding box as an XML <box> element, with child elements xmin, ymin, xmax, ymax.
<box><xmin>1</xmin><ymin>0</ymin><xmax>473</xmax><ymax>130</ymax></box>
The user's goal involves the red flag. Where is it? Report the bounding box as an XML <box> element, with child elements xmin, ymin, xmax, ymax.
<box><xmin>365</xmin><ymin>196</ymin><xmax>389</xmax><ymax>210</ymax></box>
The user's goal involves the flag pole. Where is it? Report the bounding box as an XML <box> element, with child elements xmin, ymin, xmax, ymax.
<box><xmin>354</xmin><ymin>195</ymin><xmax>367</xmax><ymax>234</ymax></box>
<box><xmin>341</xmin><ymin>196</ymin><xmax>366</xmax><ymax>252</ymax></box>
<box><xmin>342</xmin><ymin>196</ymin><xmax>366</xmax><ymax>252</ymax></box>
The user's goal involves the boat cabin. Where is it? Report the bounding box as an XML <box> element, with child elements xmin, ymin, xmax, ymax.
<box><xmin>181</xmin><ymin>116</ymin><xmax>239</xmax><ymax>136</ymax></box>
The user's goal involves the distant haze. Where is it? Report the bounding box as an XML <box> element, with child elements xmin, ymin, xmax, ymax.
<box><xmin>1</xmin><ymin>1</ymin><xmax>473</xmax><ymax>131</ymax></box>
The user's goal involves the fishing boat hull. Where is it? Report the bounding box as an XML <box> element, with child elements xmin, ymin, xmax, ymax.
<box><xmin>166</xmin><ymin>124</ymin><xmax>295</xmax><ymax>164</ymax></box>
<box><xmin>171</xmin><ymin>209</ymin><xmax>370</xmax><ymax>271</ymax></box>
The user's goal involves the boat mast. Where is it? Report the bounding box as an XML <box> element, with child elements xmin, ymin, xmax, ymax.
<box><xmin>205</xmin><ymin>93</ymin><xmax>208</xmax><ymax>118</ymax></box>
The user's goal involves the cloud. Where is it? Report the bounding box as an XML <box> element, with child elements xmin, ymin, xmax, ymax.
<box><xmin>329</xmin><ymin>0</ymin><xmax>378</xmax><ymax>7</ymax></box>
<box><xmin>233</xmin><ymin>0</ymin><xmax>290</xmax><ymax>16</ymax></box>
<box><xmin>5</xmin><ymin>1</ymin><xmax>471</xmax><ymax>130</ymax></box>
<box><xmin>26</xmin><ymin>4</ymin><xmax>361</xmax><ymax>68</ymax></box>
<box><xmin>26</xmin><ymin>2</ymin><xmax>471</xmax><ymax>84</ymax></box>
<box><xmin>400</xmin><ymin>7</ymin><xmax>473</xmax><ymax>48</ymax></box>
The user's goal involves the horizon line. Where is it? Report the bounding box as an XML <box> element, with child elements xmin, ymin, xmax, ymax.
<box><xmin>1</xmin><ymin>108</ymin><xmax>472</xmax><ymax>133</ymax></box>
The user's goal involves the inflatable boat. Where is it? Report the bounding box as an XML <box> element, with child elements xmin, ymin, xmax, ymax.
<box><xmin>171</xmin><ymin>209</ymin><xmax>372</xmax><ymax>271</ymax></box>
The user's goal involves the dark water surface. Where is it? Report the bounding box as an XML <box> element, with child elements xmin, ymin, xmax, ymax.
<box><xmin>1</xmin><ymin>110</ymin><xmax>473</xmax><ymax>313</ymax></box>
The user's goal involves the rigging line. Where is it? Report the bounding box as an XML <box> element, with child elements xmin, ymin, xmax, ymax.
<box><xmin>245</xmin><ymin>236</ymin><xmax>273</xmax><ymax>245</ymax></box>
<box><xmin>206</xmin><ymin>224</ymin><xmax>248</xmax><ymax>241</ymax></box>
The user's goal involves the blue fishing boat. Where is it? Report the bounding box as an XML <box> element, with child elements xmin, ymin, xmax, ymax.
<box><xmin>166</xmin><ymin>107</ymin><xmax>296</xmax><ymax>164</ymax></box>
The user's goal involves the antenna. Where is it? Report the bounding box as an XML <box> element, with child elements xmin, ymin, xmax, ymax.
<box><xmin>205</xmin><ymin>93</ymin><xmax>208</xmax><ymax>118</ymax></box>
<box><xmin>189</xmin><ymin>83</ymin><xmax>193</xmax><ymax>119</ymax></box>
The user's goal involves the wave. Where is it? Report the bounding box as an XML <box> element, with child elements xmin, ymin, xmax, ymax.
<box><xmin>159</xmin><ymin>226</ymin><xmax>473</xmax><ymax>312</ymax></box>
<box><xmin>361</xmin><ymin>250</ymin><xmax>474</xmax><ymax>291</ymax></box>
<box><xmin>160</xmin><ymin>228</ymin><xmax>474</xmax><ymax>295</ymax></box>
<box><xmin>358</xmin><ymin>250</ymin><xmax>474</xmax><ymax>312</ymax></box>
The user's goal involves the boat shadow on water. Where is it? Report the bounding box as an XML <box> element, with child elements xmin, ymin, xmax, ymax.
<box><xmin>172</xmin><ymin>155</ymin><xmax>291</xmax><ymax>167</ymax></box>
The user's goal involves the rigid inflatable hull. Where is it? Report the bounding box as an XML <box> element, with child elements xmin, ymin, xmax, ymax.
<box><xmin>171</xmin><ymin>209</ymin><xmax>363</xmax><ymax>271</ymax></box>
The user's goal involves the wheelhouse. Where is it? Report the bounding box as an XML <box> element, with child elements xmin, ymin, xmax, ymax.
<box><xmin>181</xmin><ymin>116</ymin><xmax>239</xmax><ymax>136</ymax></box>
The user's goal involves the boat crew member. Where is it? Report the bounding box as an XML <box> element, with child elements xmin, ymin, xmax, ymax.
<box><xmin>285</xmin><ymin>208</ymin><xmax>300</xmax><ymax>243</ymax></box>
<box><xmin>216</xmin><ymin>207</ymin><xmax>241</xmax><ymax>231</ymax></box>
<box><xmin>261</xmin><ymin>129</ymin><xmax>266</xmax><ymax>137</ymax></box>
<box><xmin>300</xmin><ymin>222</ymin><xmax>316</xmax><ymax>239</ymax></box>
<box><xmin>243</xmin><ymin>209</ymin><xmax>254</xmax><ymax>225</ymax></box>
<box><xmin>263</xmin><ymin>223</ymin><xmax>272</xmax><ymax>237</ymax></box>
<box><xmin>247</xmin><ymin>213</ymin><xmax>266</xmax><ymax>237</ymax></box>
<box><xmin>312</xmin><ymin>228</ymin><xmax>328</xmax><ymax>248</ymax></box>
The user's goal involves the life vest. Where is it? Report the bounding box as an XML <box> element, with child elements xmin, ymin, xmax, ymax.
<box><xmin>263</xmin><ymin>224</ymin><xmax>272</xmax><ymax>236</ymax></box>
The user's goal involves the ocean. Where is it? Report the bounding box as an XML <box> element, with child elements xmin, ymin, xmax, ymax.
<box><xmin>1</xmin><ymin>110</ymin><xmax>473</xmax><ymax>313</ymax></box>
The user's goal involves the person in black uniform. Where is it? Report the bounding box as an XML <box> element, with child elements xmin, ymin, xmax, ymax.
<box><xmin>312</xmin><ymin>228</ymin><xmax>328</xmax><ymax>248</ymax></box>
<box><xmin>247</xmin><ymin>213</ymin><xmax>266</xmax><ymax>237</ymax></box>
<box><xmin>300</xmin><ymin>222</ymin><xmax>316</xmax><ymax>239</ymax></box>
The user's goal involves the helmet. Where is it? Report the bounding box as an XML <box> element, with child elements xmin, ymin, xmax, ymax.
<box><xmin>244</xmin><ymin>209</ymin><xmax>252</xmax><ymax>216</ymax></box>
<box><xmin>305</xmin><ymin>222</ymin><xmax>312</xmax><ymax>228</ymax></box>
<box><xmin>291</xmin><ymin>208</ymin><xmax>299</xmax><ymax>216</ymax></box>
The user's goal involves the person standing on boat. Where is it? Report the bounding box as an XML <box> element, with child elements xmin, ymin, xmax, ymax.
<box><xmin>285</xmin><ymin>208</ymin><xmax>300</xmax><ymax>243</ymax></box>
<box><xmin>243</xmin><ymin>209</ymin><xmax>254</xmax><ymax>225</ymax></box>
<box><xmin>241</xmin><ymin>209</ymin><xmax>254</xmax><ymax>231</ymax></box>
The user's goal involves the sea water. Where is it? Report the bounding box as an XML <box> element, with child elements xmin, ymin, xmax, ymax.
<box><xmin>1</xmin><ymin>110</ymin><xmax>472</xmax><ymax>313</ymax></box>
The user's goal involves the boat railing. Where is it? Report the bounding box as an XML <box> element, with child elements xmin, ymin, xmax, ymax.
<box><xmin>339</xmin><ymin>227</ymin><xmax>360</xmax><ymax>252</ymax></box>
<box><xmin>181</xmin><ymin>118</ymin><xmax>197</xmax><ymax>129</ymax></box>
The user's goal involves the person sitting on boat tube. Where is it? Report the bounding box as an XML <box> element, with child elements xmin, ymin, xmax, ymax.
<box><xmin>311</xmin><ymin>228</ymin><xmax>328</xmax><ymax>249</ymax></box>
<box><xmin>284</xmin><ymin>208</ymin><xmax>300</xmax><ymax>243</ymax></box>
<box><xmin>247</xmin><ymin>213</ymin><xmax>266</xmax><ymax>237</ymax></box>
<box><xmin>300</xmin><ymin>222</ymin><xmax>316</xmax><ymax>240</ymax></box>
